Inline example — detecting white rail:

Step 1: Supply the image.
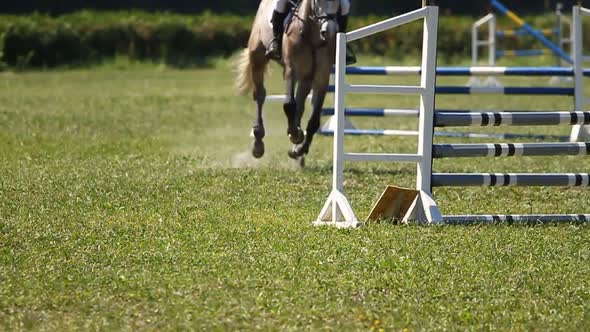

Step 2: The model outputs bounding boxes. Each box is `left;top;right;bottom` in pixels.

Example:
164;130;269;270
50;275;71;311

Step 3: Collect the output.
347;7;429;42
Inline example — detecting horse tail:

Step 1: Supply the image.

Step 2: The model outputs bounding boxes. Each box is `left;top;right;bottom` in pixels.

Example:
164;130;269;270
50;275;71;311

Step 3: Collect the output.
235;48;253;96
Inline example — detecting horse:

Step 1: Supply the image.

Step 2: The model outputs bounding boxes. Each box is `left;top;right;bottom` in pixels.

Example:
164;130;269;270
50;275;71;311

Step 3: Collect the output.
235;0;340;163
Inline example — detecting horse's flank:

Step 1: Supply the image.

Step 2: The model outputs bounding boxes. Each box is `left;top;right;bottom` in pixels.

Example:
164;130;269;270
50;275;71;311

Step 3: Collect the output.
234;0;274;96
283;0;312;80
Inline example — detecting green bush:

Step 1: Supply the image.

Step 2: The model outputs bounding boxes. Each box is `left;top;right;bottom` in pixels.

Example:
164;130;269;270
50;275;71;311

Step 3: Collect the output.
0;11;587;68
0;11;254;67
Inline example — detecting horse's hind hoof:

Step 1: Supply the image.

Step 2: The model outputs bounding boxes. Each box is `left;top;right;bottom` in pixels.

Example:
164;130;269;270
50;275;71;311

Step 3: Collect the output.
252;139;265;159
289;128;304;145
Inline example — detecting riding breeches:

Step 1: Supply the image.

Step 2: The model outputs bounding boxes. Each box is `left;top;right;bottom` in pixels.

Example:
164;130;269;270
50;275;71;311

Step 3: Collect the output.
272;0;350;15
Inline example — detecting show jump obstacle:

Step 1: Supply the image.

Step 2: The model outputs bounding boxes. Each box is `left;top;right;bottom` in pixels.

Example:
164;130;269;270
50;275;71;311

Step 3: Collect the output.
315;5;590;227
315;5;439;228
472;0;573;68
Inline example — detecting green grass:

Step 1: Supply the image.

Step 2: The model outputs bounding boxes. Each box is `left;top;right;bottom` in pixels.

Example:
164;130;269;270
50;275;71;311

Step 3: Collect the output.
1;56;589;330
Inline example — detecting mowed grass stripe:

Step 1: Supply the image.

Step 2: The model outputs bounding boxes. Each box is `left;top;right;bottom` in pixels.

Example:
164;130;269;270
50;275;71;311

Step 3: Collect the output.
0;58;589;330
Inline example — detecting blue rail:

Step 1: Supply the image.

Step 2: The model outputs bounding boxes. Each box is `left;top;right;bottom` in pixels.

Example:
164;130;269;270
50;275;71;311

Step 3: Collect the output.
339;66;590;76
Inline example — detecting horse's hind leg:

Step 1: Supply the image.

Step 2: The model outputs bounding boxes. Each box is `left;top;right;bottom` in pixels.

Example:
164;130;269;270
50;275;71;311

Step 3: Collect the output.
290;84;328;159
251;51;268;158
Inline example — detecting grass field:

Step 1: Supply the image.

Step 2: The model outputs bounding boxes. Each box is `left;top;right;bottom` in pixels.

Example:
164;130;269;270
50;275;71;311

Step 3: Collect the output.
1;56;590;330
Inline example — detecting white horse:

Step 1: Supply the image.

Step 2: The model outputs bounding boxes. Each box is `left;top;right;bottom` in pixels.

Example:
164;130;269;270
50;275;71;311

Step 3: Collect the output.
235;0;339;161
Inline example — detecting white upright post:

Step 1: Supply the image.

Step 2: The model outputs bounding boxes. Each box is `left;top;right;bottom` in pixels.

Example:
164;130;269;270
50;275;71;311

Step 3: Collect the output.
570;6;589;142
484;15;502;86
550;3;576;84
469;16;481;87
570;15;575;62
556;3;563;67
470;14;499;87
471;19;479;66
408;6;443;224
416;7;438;195
314;32;359;228
550;3;572;84
331;32;348;220
489;15;497;67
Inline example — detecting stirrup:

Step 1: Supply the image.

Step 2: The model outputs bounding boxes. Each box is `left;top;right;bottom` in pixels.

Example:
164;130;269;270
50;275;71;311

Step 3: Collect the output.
266;39;282;60
345;46;357;65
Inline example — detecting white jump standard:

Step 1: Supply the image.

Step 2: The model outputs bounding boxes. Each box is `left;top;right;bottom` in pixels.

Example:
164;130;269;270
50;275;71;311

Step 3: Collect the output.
315;6;440;227
316;5;590;226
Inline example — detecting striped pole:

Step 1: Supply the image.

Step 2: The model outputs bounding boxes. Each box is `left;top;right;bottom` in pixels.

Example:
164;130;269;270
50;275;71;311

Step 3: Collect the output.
496;49;553;58
326;85;576;95
434;86;575;96
496;28;558;37
433;142;590;158
340;66;590;76
435;111;590;127
491;0;573;63
443;214;590;224
432;173;590;187
271;82;581;101
319;129;569;141
320;129;419;136
428;131;569;141
321;108;419;117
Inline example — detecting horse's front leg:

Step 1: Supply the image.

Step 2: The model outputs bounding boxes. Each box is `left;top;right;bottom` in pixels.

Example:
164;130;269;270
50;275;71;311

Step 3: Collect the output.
283;67;304;145
288;79;313;159
290;82;328;158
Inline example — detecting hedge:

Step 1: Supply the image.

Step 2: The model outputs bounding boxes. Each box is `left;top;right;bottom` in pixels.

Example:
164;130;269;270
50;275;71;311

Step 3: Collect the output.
0;11;587;68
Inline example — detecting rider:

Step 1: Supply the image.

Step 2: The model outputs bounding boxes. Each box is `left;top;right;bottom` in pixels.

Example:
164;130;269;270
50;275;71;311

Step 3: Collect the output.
265;0;357;65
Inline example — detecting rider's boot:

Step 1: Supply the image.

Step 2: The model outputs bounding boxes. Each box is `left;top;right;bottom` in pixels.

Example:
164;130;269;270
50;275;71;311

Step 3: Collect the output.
339;14;357;65
266;10;288;60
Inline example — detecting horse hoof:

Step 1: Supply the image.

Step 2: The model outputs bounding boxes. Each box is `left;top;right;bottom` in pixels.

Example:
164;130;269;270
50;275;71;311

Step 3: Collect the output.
287;148;298;160
252;125;265;140
252;139;265;159
289;128;304;145
288;145;305;159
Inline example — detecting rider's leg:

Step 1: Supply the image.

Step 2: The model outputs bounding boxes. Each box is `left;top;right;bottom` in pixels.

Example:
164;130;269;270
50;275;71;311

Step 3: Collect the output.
266;0;289;60
338;0;356;65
